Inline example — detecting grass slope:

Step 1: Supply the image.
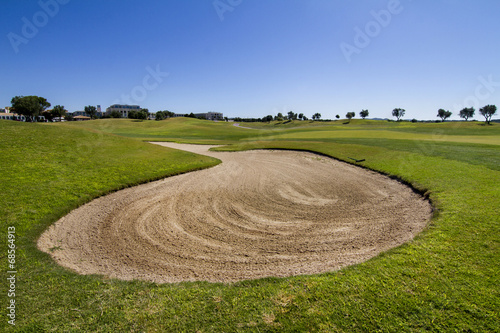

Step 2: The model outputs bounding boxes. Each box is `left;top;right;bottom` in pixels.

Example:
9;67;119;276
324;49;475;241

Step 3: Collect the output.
61;118;261;144
1;118;499;332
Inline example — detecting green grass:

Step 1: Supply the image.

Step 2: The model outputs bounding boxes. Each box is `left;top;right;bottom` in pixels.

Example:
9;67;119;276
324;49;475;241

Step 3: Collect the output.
60;118;500;145
61;118;262;144
1;118;499;332
244;126;500;146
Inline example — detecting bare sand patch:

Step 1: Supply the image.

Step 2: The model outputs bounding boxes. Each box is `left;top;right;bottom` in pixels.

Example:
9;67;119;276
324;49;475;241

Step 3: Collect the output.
38;143;432;283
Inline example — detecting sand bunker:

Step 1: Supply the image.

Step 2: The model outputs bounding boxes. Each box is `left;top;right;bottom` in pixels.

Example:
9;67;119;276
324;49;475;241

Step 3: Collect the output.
38;143;432;283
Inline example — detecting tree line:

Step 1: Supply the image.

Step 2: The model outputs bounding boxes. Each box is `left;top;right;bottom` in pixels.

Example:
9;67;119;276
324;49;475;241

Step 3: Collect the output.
6;95;498;124
392;106;497;124
231;106;495;124
8;95;101;122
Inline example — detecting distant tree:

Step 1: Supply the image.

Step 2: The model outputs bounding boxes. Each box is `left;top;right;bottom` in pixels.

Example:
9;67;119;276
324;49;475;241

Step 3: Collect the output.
437;109;452;122
346;112;355;121
392;108;405;121
275;113;284;121
64;114;74;121
479;104;497;124
459;107;475;121
128;110;138;119
139;108;149;120
360;109;369;119
298;113;304;120
11;95;51;122
303;116;308;121
84;105;97;119
263;115;273;122
109;110;121;118
312;113;321;120
187;113;196;118
128;109;148;120
224;117;228;122
155;111;166;121
156;110;174;120
51;105;67;121
41;109;54;122
287;111;297;120
336;114;340;119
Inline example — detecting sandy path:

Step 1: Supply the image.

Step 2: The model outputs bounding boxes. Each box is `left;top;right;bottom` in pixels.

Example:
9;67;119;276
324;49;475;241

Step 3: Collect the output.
38;143;432;283
233;123;256;129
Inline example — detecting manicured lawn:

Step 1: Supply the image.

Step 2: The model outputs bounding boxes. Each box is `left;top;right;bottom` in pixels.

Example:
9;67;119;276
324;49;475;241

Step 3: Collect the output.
1;118;499;332
61;118;262;144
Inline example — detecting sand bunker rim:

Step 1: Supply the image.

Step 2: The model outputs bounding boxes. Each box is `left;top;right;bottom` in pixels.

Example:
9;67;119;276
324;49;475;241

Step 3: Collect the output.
38;142;433;283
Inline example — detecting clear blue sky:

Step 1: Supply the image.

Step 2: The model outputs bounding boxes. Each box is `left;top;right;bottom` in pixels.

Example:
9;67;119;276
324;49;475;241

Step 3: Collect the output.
1;0;499;120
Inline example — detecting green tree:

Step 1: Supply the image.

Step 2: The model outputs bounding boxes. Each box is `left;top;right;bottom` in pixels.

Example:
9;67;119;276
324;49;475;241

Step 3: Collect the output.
346;112;355;121
41;109;55;122
156;110;175;120
459;107;474;121
128;110;138;119
139;109;149;120
51;105;67;121
312;113;321;120
392;108;405;121
287;111;297;120
336;114;340;119
479;104;497;124
437;109;452;122
263;115;273;122
298;113;304;120
84;105;97;119
155;111;166;121
11;95;51;122
128;109;148;120
360;109;369;119
109;110;121;118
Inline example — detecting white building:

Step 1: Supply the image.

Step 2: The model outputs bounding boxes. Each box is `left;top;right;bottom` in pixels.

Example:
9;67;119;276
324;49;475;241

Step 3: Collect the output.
106;104;141;118
173;112;223;120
